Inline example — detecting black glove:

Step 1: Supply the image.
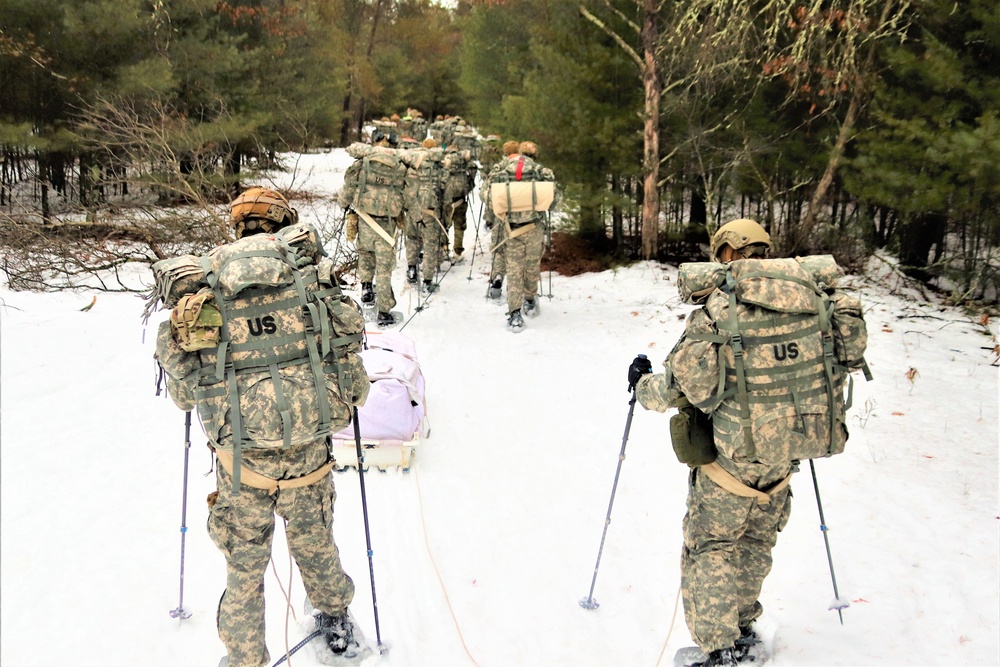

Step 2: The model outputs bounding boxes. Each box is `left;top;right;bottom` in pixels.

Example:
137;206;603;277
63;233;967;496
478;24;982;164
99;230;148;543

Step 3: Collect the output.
627;354;653;392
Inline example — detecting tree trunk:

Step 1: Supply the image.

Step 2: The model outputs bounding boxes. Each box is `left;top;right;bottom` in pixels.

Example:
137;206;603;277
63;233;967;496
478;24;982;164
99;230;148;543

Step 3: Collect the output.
790;92;861;254
640;0;661;260
789;0;899;256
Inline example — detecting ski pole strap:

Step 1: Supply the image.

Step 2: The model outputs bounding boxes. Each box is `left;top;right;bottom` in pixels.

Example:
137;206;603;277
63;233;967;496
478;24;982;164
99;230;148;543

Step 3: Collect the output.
700;461;792;506
214;449;336;496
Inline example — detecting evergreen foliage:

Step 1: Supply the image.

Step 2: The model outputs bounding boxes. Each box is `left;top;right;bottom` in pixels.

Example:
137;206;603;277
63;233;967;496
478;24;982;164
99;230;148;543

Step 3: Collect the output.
0;0;997;301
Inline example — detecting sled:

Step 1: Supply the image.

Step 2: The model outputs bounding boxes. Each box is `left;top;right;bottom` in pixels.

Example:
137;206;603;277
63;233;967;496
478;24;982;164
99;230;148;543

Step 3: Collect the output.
330;330;429;471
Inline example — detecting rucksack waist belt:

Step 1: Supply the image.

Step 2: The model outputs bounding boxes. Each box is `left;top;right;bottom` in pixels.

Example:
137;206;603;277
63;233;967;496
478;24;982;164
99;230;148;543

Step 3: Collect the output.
215;449;335;496
699;461;792;506
509;221;538;230
356;209;396;247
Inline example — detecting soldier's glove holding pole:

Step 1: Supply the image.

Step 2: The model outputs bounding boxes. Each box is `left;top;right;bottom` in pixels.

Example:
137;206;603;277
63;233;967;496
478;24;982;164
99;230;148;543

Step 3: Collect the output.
627;353;653;393
346;211;359;243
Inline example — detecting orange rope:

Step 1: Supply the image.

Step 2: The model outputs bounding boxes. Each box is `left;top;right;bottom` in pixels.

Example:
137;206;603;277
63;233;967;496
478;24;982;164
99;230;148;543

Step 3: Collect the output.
414;467;481;666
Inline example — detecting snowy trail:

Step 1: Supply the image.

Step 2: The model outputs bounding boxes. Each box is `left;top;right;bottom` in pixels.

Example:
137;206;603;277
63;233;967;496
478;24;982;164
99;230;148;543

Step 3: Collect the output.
2;150;997;667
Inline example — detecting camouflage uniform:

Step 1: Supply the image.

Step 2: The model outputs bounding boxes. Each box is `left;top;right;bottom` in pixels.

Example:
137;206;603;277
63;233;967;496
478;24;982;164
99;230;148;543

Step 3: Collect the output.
153;216;370;667
636;253;866;656
403;148;446;280
479;143;515;288
339;154;406;314
442;148;475;256
209;441;355;667
636;315;794;654
428;119;446;145
484;154;558;314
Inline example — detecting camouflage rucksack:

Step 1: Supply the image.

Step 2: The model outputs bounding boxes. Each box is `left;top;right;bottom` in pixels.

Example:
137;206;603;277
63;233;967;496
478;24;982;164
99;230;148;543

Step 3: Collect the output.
442;149;474;202
667;256;870;465
403;148;444;215
452;130;480;159
152;222;371;490
342;144;407;219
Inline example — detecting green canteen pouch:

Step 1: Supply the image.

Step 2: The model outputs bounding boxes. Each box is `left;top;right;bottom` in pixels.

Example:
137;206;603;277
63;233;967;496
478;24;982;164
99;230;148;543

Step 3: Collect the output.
669;405;717;467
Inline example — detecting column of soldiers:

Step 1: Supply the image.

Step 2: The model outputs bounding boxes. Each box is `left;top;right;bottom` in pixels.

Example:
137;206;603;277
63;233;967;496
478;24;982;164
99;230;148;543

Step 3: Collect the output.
341;114;559;334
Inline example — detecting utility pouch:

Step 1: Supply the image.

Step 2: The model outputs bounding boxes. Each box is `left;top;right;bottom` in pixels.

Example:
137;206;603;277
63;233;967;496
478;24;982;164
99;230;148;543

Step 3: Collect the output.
669;403;716;467
171;290;222;352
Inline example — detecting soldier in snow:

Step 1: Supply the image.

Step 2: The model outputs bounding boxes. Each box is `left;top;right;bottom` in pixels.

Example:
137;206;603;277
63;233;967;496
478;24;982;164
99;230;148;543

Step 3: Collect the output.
480;139;521;301
154;188;373;667
629;219;870;667
483;140;559;332
340;131;408;328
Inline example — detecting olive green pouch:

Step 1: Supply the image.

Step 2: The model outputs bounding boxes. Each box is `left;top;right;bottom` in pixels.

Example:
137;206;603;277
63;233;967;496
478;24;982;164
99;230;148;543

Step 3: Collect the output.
669;403;717;467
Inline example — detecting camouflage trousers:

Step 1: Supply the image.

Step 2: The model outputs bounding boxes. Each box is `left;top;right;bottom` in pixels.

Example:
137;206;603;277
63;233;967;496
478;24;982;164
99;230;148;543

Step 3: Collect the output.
680;458;792;654
505;222;543;313
208;440;355;667
489;214;507;283
405;213;445;280
356;216;398;313
447;197;468;254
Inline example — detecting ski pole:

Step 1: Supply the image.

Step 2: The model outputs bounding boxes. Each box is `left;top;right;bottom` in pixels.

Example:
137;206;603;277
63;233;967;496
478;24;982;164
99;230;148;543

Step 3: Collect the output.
169;411;193;620
270;630;321;667
352;407;386;651
467;201;484;281
545;214;553;299
809;459;849;624
580;387;639;610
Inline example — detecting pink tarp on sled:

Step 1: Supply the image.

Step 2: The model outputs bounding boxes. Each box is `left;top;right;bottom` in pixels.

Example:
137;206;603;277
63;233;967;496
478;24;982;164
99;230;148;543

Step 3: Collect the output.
331;330;428;469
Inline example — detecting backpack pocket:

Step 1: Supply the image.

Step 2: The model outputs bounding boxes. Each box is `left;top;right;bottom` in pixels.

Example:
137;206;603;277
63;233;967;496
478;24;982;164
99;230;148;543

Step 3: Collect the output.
325;351;371;408
713;402;848;464
239;364;351;447
830;292;868;369
155;320;199;411
324;294;366;355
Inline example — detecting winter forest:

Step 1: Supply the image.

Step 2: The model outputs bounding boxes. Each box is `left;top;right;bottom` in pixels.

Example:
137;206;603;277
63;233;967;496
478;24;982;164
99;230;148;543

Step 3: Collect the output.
1;0;998;303
1;2;1000;667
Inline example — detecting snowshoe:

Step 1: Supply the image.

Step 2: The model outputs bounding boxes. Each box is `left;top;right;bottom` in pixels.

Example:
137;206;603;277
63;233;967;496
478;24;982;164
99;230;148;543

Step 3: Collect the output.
377;311;403;329
522;297;540;318
735;626;761;662
361;302;376;323
406;265;418;285
674;640;768;667
312;609;375;666
507;309;525;333
421;280;437;296
488;279;502;301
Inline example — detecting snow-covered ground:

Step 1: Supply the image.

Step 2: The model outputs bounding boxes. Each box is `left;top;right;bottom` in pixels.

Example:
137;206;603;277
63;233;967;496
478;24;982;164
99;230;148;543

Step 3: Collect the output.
1;151;998;667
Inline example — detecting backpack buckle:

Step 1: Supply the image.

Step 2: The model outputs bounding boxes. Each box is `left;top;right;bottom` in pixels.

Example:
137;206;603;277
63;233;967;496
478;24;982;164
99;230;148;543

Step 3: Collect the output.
822;333;835;358
730;333;744;357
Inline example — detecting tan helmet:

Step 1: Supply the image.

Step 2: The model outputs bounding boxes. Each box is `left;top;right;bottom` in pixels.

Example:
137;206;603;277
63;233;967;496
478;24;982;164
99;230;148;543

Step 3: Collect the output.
422;137;438;148
230;187;298;238
710;218;771;262
518;141;537;157
502;140;520;156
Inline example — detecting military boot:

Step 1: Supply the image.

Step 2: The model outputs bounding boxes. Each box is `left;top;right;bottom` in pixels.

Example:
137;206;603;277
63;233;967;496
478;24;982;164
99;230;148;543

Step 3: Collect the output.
361;282;374;304
507;309;525;333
